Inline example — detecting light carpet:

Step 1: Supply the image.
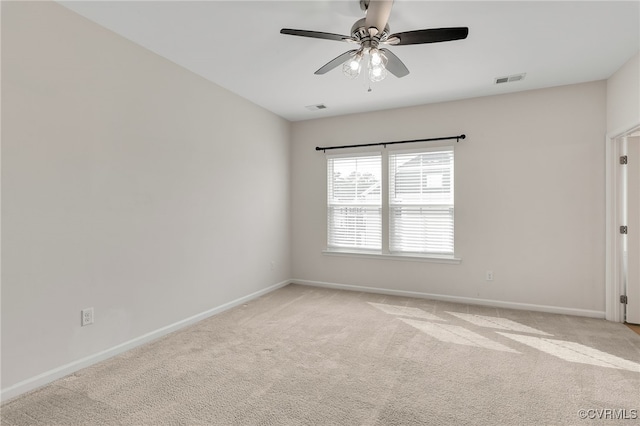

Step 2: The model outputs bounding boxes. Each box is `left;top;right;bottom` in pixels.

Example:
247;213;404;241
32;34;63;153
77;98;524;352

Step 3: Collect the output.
2;284;640;425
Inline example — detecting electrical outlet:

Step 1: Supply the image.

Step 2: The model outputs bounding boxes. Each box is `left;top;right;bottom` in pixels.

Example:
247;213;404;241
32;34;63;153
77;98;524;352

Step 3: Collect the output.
81;308;94;326
486;271;494;281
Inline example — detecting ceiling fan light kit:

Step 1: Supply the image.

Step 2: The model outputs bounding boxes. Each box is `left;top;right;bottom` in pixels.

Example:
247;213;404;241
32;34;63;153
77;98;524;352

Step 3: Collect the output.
280;0;468;86
342;48;389;82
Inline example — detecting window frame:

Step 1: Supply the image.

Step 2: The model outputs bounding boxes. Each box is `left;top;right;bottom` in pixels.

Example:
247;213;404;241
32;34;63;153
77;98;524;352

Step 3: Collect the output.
388;146;455;256
323;145;461;264
326;151;382;252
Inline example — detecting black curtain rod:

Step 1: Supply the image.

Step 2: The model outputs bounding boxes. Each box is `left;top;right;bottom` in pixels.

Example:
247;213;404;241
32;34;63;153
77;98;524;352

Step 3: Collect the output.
315;134;466;152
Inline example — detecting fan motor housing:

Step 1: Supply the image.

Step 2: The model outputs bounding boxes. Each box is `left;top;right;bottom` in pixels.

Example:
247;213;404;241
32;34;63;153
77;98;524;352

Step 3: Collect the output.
350;18;390;48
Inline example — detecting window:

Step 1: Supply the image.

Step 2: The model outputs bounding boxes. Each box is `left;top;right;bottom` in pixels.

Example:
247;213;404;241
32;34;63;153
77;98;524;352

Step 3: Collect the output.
327;154;381;250
326;147;455;258
389;149;454;254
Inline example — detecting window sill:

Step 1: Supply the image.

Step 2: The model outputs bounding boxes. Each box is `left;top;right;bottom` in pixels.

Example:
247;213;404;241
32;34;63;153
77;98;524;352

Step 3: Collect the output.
322;249;462;264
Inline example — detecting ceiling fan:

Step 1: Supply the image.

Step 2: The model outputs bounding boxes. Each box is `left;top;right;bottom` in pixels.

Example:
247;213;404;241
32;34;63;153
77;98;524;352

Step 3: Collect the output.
280;0;468;83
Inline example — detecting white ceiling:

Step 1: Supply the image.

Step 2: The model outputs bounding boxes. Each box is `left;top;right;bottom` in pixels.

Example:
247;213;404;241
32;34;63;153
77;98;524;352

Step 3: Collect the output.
58;1;639;122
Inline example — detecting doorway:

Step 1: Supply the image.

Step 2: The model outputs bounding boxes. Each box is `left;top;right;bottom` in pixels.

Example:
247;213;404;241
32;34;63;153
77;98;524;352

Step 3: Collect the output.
607;125;640;323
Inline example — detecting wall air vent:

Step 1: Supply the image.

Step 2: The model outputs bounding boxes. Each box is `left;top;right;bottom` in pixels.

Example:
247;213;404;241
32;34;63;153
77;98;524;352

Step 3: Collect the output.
305;104;327;111
495;73;526;85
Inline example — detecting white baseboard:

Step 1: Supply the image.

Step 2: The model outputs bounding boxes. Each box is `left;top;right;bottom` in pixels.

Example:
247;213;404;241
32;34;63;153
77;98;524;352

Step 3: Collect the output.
293;279;605;319
1;279;291;403
2;277;605;402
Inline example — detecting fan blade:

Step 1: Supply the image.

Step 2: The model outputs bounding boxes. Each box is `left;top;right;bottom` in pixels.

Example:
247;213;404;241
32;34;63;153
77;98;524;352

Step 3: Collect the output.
380;49;409;78
388;27;469;46
365;0;394;33
280;28;352;42
315;50;358;75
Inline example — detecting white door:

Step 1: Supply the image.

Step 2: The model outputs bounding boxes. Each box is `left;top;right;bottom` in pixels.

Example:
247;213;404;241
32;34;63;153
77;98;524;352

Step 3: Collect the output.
626;136;640;324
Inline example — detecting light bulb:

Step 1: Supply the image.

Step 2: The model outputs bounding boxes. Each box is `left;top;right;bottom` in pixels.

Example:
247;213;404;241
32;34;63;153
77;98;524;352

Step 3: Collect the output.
342;53;363;79
367;49;388;82
370;49;383;66
369;65;387;82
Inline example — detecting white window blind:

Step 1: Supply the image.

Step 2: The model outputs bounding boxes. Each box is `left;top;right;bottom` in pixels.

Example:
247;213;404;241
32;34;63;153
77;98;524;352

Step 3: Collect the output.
327;154;382;250
389;148;454;254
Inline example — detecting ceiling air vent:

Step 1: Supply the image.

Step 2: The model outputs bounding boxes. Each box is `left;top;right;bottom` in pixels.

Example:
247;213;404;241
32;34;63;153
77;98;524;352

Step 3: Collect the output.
494;73;526;85
305;104;327;111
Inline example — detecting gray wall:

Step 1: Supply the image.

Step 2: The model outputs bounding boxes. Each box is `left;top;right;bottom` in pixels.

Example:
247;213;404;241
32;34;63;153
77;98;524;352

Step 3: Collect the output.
1;1;291;391
291;81;607;314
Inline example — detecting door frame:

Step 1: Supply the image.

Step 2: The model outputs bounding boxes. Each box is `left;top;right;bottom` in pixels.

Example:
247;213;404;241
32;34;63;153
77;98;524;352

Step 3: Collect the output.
606;122;640;322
